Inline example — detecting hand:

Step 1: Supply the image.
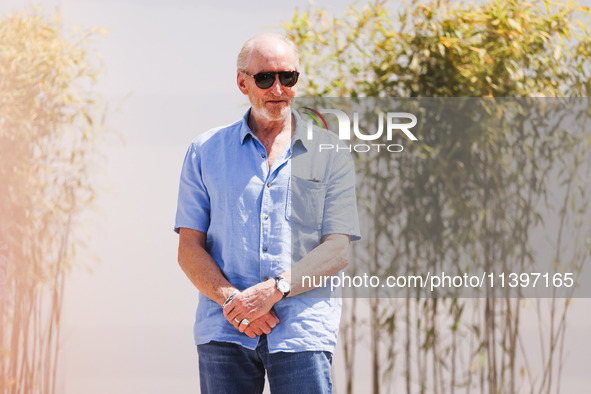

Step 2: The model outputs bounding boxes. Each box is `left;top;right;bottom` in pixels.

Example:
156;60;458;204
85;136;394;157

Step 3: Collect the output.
223;280;282;333
241;311;280;338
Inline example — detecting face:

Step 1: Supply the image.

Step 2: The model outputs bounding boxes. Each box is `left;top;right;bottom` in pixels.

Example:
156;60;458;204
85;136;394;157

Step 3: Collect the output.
237;38;298;123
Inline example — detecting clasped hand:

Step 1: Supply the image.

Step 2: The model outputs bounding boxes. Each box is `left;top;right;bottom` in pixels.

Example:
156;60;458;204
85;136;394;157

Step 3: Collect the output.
223;281;281;338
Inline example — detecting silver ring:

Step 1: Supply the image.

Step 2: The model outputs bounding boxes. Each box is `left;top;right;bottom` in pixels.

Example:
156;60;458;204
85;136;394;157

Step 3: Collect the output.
241;318;250;326
234;318;240;323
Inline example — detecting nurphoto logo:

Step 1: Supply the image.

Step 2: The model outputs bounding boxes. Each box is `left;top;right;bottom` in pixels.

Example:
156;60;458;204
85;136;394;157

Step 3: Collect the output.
303;107;418;153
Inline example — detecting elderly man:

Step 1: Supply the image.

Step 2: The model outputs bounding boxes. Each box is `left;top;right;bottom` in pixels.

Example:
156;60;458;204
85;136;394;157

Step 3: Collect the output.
175;32;360;394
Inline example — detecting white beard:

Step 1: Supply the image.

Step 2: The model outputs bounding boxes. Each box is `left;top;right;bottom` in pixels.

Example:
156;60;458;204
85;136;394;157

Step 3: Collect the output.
254;101;291;123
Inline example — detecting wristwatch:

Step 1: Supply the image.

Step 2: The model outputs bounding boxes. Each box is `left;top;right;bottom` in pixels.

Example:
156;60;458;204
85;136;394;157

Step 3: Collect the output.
274;276;291;299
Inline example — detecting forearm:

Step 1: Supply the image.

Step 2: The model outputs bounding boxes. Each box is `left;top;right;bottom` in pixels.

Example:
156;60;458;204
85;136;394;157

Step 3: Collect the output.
177;228;236;306
222;233;350;332
282;233;350;297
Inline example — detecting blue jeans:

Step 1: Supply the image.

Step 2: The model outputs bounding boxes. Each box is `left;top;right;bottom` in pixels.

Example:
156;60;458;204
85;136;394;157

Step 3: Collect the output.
197;335;333;394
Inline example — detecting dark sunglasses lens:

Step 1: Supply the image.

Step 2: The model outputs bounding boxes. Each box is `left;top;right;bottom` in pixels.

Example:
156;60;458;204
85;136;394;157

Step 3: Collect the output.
254;73;275;89
279;71;299;87
251;71;299;89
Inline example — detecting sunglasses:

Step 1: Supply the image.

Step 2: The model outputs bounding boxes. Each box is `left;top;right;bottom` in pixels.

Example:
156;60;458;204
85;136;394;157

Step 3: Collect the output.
243;70;300;89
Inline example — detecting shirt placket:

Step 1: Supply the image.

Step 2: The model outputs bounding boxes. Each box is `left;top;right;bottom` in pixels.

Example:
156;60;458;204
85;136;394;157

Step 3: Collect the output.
258;144;290;283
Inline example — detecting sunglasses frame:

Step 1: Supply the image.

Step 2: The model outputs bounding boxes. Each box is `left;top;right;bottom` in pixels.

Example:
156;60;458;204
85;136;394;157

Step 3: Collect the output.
242;70;300;89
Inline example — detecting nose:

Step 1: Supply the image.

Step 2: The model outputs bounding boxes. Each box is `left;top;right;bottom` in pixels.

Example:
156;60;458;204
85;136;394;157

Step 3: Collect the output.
269;75;283;96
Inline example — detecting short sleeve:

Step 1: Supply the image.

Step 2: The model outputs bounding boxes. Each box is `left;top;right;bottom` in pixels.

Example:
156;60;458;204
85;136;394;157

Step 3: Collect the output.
174;142;211;234
321;150;361;241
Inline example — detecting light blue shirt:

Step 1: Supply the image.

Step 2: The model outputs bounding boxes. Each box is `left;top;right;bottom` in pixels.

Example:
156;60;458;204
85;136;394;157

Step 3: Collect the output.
175;109;360;353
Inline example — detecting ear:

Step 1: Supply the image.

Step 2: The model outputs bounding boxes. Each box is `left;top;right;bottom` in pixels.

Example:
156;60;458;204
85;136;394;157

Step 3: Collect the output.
237;71;249;95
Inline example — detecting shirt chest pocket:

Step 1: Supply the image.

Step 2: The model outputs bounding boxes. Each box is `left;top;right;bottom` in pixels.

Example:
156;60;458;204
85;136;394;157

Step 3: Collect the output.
286;176;327;230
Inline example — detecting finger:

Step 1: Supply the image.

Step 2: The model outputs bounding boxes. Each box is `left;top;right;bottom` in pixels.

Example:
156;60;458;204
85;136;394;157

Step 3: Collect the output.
244;329;256;338
261;317;275;330
268;316;277;328
263;313;278;328
229;316;240;329
223;305;233;318
248;320;268;335
238;323;247;333
224;302;244;320
269;311;280;324
227;310;242;323
227;308;241;323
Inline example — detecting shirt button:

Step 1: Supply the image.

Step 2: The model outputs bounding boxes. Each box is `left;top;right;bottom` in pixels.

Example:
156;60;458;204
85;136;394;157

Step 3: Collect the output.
263;247;268;252
261;154;266;158
264;215;269;220
266;183;271;188
264;277;268;281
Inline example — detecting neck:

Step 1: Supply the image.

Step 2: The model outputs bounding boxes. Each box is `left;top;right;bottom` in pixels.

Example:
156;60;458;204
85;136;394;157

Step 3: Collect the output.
248;110;294;141
248;109;295;169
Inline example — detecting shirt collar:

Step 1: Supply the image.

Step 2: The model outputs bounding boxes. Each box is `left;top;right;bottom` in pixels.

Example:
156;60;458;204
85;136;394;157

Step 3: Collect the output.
238;108;312;154
239;109;254;144
291;109;315;155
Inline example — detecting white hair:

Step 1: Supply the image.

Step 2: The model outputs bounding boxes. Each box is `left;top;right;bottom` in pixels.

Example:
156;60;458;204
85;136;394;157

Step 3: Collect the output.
236;32;300;71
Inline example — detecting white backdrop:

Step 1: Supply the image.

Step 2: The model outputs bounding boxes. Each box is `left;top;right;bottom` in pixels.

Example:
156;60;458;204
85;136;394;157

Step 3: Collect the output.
1;1;590;393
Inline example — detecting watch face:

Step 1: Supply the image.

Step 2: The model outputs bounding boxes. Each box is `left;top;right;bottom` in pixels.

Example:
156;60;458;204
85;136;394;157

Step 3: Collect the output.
277;279;290;293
